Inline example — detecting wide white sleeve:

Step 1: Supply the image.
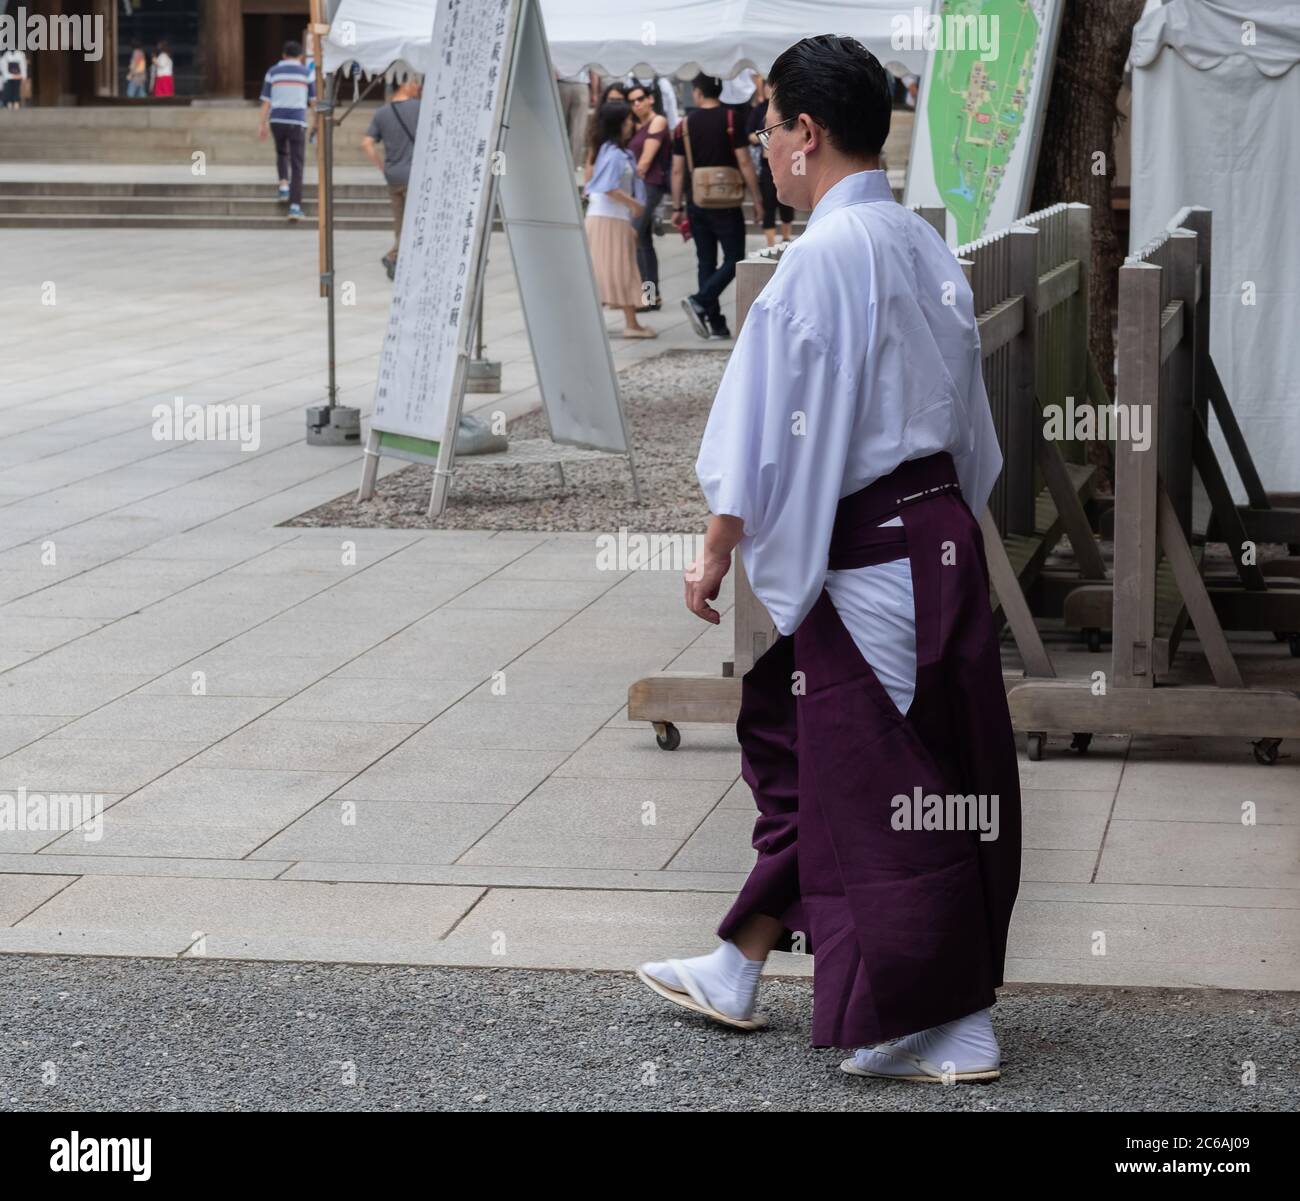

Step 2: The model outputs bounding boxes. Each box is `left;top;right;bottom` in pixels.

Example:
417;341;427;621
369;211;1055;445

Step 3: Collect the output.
695;295;859;636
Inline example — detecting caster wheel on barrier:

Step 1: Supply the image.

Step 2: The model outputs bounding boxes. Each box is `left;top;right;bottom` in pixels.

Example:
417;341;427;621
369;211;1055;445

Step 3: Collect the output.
1288;634;1300;658
654;722;681;752
1026;732;1045;762
1070;733;1093;754
1253;739;1281;766
1085;628;1102;654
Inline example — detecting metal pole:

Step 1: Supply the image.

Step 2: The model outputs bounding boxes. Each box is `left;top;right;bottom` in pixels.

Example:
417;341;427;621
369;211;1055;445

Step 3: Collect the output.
322;71;338;409
474;269;486;361
305;52;359;444
465;245;501;393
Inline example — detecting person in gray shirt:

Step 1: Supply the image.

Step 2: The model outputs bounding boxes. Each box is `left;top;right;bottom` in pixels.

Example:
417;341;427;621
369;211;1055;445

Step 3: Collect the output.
363;77;423;279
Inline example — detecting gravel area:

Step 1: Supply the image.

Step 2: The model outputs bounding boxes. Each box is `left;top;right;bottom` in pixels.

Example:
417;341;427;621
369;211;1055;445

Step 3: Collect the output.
1;954;1295;1112
289;350;728;533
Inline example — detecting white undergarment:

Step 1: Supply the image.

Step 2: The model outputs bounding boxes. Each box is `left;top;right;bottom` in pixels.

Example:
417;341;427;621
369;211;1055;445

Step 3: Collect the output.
822;516;917;717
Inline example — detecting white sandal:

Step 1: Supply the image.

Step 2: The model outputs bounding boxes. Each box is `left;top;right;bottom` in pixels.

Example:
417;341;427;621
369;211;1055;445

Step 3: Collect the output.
840;1043;1000;1083
635;960;768;1031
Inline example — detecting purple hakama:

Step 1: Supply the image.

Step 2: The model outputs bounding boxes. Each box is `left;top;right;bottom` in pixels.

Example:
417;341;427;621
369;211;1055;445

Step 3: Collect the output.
715;452;1022;1049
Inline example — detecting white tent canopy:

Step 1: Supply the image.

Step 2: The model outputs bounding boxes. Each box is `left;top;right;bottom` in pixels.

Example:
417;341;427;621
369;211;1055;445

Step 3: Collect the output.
324;0;928;79
1128;0;1300;495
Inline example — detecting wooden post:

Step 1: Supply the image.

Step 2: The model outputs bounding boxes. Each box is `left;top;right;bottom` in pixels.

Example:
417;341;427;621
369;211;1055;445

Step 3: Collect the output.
202;0;245;99
735;257;777;333
1179;207;1214;434
1111;261;1163;689
1005;226;1039;536
1164;229;1199;536
731;257;781;668
1065;203;1092;432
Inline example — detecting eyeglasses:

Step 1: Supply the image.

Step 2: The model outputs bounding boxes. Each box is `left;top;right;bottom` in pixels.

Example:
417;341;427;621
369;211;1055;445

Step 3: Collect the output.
754;118;795;150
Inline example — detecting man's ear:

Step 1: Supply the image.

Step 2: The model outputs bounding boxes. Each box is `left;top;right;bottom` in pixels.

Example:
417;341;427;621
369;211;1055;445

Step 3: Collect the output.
798;114;818;153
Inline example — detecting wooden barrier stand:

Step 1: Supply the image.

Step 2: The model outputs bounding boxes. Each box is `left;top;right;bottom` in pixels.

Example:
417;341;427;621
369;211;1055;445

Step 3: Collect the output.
1058;208;1300;657
1006;213;1300;764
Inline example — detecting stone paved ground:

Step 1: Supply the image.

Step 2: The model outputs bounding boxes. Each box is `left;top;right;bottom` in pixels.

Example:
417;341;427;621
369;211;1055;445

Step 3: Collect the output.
1;226;1297;1107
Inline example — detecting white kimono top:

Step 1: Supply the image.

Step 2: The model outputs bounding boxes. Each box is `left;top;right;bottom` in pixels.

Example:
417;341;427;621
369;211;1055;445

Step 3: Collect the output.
694;169;1002;714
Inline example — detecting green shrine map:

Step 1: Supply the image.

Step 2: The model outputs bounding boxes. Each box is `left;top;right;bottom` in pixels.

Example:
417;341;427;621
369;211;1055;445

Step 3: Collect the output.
924;0;1047;243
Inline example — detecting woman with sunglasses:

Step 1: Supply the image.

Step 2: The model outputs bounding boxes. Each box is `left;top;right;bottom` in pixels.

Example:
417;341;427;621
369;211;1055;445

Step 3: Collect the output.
625;84;671;311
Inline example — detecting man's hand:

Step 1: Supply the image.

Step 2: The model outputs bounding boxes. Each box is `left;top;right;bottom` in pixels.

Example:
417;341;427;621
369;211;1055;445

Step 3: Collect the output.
685;548;731;624
258;122;269;141
685;514;744;623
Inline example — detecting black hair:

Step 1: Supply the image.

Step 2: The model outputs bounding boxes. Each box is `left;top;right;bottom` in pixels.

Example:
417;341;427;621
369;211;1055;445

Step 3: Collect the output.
766;35;892;158
691;72;722;100
625;79;662;115
283;40;303;59
598;82;627;106
588;99;633;156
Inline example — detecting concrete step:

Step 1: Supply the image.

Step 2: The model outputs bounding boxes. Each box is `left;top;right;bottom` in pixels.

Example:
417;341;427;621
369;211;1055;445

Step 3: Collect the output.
0;194;391;217
0;180;387;198
0;141;373;166
0;213;388;230
7;104;382;130
0;176;394;229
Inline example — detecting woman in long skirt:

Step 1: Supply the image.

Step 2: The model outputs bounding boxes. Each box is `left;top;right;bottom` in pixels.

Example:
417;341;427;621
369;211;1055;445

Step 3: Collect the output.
583;101;657;339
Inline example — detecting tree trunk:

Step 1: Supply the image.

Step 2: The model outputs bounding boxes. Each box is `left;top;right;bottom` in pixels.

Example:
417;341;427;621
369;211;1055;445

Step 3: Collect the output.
1031;0;1146;484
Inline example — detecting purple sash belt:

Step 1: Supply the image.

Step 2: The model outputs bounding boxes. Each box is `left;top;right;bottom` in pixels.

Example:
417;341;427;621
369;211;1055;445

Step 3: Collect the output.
827;452;963;570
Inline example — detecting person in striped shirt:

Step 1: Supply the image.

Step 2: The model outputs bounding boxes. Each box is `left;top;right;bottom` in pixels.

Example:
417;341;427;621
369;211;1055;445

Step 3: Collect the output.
258;41;316;222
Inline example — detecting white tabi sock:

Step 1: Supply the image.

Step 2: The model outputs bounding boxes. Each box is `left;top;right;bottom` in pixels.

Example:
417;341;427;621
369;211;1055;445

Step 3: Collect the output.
640;940;766;1019
850;1007;1000;1076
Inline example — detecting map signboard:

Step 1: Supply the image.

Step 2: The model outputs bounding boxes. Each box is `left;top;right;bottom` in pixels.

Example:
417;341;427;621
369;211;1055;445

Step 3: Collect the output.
903;0;1065;244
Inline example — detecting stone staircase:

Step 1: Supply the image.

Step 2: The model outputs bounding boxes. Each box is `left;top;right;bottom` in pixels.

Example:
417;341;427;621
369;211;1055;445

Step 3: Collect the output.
0;106;915;231
0;180;392;230
0;104;376;167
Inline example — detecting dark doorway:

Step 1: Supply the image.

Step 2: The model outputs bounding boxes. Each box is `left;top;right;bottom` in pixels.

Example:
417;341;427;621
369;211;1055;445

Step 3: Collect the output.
243;12;308;100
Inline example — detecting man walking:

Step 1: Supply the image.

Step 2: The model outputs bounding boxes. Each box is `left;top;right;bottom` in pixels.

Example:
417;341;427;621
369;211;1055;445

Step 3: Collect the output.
362;76;423;280
555;68;596;170
638;36;1022;1084
670;73;763;340
258;40;315;222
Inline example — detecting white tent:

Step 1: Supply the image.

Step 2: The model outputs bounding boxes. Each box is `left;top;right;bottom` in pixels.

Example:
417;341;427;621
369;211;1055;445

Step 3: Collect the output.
1128;0;1300;495
324;0;929;79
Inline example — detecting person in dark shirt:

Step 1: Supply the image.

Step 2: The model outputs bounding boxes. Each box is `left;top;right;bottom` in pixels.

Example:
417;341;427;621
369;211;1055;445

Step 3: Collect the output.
670;73;762;339
363;76;423;279
747;94;795;246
